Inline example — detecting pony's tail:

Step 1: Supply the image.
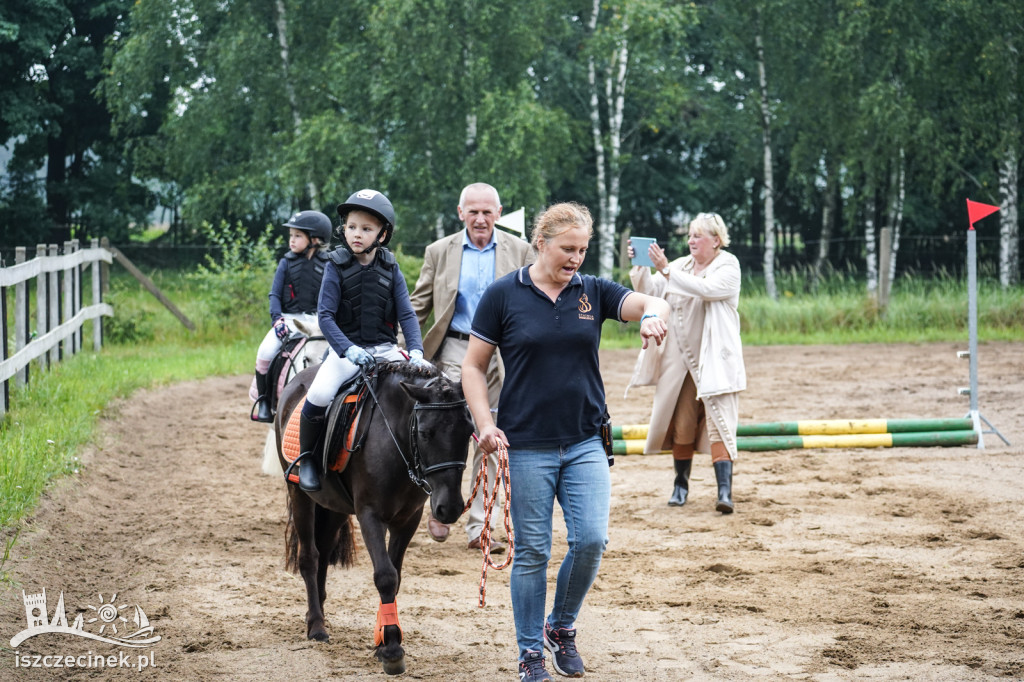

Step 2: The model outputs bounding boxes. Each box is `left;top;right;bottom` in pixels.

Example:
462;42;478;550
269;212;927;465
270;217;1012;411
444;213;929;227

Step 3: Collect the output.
285;489;301;574
327;513;357;568
284;488;357;573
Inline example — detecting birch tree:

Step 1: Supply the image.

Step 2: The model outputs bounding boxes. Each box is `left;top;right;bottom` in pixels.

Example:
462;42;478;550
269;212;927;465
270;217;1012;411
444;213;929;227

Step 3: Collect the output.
754;23;777;300
578;0;695;279
273;0;318;207
585;0;628;279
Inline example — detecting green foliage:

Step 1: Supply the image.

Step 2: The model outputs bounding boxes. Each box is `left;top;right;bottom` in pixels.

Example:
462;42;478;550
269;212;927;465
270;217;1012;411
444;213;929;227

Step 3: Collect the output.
393;246;424;294
103;289;158;344
186;221;278;327
0;0;153;244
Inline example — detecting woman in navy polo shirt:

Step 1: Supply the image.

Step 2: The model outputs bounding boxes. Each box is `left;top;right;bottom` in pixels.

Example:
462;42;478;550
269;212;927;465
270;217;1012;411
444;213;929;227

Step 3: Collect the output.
462;202;670;682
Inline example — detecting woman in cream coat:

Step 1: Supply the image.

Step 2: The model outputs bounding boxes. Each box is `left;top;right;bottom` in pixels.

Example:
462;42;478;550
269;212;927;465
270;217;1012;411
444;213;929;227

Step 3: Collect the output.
627;212;746;513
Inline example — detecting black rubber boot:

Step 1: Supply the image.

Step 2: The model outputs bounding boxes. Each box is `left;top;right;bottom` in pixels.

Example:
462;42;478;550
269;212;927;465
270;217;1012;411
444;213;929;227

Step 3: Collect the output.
668;459;692;507
714;460;734;514
252;371;274;423
297;413;325;492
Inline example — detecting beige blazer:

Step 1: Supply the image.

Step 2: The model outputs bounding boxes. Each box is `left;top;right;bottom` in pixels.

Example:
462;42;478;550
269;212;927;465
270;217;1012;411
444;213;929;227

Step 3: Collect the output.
410;228;534;360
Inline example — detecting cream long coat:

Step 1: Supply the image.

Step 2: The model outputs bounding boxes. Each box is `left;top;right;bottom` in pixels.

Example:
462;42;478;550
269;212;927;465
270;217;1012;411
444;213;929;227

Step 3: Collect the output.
627;250;746;459
409;228;533;360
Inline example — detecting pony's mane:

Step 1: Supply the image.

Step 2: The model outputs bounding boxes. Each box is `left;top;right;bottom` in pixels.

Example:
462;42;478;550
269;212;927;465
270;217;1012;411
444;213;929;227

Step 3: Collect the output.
375;361;462;402
375;360;439;381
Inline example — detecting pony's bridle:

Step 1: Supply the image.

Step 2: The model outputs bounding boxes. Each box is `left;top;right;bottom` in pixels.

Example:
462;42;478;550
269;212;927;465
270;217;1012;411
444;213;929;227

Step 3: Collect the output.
407;398;470;494
362;371;469;495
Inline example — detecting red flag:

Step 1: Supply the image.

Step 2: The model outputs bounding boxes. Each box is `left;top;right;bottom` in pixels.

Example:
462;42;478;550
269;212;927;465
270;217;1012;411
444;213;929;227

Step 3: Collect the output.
966;199;1000;230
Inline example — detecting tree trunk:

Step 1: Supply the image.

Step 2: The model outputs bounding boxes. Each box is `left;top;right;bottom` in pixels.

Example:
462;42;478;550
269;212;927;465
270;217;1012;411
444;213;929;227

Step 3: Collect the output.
886;147;906;292
998;148;1019;288
813;154;837;286
755;28;777;300
864;198;878;296
587;0;628;280
46;135;70;242
275;0;318;208
586;11;608;271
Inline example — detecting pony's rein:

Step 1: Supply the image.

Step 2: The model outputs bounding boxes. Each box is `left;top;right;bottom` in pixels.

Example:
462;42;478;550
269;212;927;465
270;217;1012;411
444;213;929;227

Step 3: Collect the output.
463;438;514;607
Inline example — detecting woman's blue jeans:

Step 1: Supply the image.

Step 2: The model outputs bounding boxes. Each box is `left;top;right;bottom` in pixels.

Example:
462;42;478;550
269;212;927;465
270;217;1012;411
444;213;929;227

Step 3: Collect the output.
508;435;610;658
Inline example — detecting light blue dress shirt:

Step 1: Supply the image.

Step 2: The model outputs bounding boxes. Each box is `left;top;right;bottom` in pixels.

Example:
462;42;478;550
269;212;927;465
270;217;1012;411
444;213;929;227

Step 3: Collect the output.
449;229;497;335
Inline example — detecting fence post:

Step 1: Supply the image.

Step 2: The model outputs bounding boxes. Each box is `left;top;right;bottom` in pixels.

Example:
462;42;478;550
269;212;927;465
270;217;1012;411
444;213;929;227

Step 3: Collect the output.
47;243;59;365
91;238;103;351
1;258;7;417
100;237;110;298
36;244;47;371
63;240;74;358
72;239;82;354
15;246;28;386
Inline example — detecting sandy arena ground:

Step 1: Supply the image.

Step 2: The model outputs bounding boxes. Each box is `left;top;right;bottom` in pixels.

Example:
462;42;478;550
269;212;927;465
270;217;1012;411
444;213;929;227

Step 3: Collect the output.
2;342;1023;680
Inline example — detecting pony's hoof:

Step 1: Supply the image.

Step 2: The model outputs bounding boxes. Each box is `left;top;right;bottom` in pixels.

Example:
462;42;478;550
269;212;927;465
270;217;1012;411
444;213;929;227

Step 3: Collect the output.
308;631;329;642
379;655;406;675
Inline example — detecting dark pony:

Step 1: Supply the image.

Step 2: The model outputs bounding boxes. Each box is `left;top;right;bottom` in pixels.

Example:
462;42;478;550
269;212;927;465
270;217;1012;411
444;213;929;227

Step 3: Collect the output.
277;361;474;675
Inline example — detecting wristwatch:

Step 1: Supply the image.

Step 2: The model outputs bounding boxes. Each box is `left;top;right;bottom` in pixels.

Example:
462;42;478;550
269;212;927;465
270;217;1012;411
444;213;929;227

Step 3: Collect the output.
660;267;670;277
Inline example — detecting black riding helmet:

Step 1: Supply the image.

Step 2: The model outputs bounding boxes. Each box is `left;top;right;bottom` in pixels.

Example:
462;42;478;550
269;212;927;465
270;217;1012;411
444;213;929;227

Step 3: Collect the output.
284;210;333;245
337;189;396;248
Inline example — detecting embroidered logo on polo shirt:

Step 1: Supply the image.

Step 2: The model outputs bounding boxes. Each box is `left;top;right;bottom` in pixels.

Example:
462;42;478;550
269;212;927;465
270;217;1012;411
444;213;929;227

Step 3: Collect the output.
577;294;594;320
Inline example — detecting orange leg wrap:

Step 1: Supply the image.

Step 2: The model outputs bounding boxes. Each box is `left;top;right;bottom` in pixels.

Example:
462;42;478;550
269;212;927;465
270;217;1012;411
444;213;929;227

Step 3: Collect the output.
374;601;402;647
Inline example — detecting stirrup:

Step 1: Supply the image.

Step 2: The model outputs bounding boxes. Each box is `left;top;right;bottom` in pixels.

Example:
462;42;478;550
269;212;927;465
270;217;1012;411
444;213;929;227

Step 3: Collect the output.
284;451;320;491
250;396;274;423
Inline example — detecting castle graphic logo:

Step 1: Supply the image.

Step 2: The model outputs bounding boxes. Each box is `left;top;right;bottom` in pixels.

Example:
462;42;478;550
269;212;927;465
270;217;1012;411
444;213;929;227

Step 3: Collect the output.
11;588;162;649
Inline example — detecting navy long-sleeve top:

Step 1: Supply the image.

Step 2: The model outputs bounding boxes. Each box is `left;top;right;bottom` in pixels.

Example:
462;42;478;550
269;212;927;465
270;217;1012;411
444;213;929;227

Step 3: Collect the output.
317;256;424;357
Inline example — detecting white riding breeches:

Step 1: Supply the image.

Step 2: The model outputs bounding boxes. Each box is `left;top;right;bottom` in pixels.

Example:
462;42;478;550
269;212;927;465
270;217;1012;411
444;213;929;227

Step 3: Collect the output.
256;312;319;363
305;342;407;407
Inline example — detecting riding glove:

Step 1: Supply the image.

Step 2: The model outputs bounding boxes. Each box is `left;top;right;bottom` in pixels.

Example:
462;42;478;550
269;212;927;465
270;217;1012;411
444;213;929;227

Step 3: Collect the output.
344;344;374;368
408;349;431;370
273;317;290;340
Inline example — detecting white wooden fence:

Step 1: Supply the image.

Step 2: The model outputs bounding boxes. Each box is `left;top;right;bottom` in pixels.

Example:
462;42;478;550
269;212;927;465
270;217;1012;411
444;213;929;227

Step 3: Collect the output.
0;239;113;417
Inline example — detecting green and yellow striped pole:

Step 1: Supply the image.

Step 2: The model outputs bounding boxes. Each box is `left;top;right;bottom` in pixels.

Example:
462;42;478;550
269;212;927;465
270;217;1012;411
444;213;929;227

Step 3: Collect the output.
611;418;978;453
737;430;977;451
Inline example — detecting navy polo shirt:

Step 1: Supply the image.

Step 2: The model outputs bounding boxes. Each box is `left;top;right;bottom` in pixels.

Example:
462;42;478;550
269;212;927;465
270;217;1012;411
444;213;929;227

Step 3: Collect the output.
471;266;632;449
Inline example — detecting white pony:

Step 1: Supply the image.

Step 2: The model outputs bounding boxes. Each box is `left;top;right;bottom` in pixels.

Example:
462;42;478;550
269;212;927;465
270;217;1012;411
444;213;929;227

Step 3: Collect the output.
251;318;329;475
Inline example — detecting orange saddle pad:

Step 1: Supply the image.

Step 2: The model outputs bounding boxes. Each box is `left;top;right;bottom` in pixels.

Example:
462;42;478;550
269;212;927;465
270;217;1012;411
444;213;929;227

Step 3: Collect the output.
282;395;360;484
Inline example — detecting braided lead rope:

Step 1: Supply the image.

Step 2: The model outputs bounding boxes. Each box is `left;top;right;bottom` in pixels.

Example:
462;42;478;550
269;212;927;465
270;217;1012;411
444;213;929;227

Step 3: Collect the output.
473;440;513;607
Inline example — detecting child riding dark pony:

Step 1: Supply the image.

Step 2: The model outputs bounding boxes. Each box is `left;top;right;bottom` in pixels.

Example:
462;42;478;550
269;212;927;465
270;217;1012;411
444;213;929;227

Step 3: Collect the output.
295;189;430;492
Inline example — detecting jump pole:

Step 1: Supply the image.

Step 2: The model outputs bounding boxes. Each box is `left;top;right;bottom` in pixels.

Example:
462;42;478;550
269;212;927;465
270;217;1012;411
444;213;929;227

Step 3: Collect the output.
613;418;974;440
960;200;1010;449
611;429;978;454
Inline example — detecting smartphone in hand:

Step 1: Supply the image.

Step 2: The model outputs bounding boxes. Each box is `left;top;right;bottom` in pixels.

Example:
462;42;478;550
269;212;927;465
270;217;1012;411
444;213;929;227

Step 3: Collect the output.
630;237;657;267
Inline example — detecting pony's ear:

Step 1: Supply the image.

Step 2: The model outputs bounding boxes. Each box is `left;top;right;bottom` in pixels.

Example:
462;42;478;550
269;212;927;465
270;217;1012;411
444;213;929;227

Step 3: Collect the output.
399;381;432;404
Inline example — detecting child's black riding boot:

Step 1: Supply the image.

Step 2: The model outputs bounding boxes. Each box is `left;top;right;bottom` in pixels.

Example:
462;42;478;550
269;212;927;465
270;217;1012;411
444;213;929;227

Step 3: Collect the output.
668;458;691;507
253;371;274;423
297;412;324;492
713;459;734;514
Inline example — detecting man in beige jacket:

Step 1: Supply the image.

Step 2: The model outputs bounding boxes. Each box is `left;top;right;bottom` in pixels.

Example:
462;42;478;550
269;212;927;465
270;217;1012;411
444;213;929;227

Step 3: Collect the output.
409;182;533;549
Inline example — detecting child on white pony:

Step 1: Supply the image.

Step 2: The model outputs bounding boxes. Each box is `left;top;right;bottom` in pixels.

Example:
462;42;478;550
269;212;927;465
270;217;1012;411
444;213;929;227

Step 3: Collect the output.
251;211;332;423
